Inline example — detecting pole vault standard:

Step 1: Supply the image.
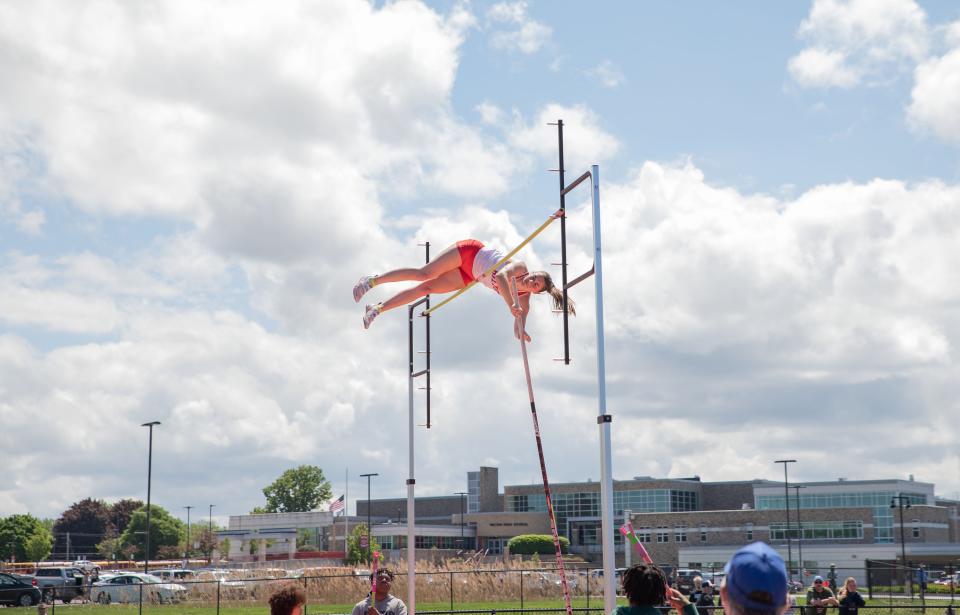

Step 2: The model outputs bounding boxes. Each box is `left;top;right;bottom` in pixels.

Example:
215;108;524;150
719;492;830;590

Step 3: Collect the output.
555;159;616;613
407;243;432;615
510;281;573;615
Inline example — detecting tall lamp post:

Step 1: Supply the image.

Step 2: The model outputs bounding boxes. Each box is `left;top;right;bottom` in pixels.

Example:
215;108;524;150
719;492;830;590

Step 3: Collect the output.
793;485;805;581
184;506;193;561
455;492;467;549
208;504;216;562
360;473;378;564
891;495;913;597
141;421;161;574
775;459;797;581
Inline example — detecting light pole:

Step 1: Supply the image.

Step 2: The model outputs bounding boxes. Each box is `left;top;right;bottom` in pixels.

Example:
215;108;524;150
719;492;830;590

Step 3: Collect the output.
775;459;797;582
455;492;467;549
891;495;913;596
142;421;161;574
184;506;193;561
360;473;378;564
793;485;805;581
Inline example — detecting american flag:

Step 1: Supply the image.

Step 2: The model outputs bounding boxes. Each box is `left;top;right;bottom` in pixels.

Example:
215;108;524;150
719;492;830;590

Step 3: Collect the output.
329;494;345;514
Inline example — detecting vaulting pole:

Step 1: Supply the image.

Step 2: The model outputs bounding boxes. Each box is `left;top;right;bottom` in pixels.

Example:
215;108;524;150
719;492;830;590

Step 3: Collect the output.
510;282;573;615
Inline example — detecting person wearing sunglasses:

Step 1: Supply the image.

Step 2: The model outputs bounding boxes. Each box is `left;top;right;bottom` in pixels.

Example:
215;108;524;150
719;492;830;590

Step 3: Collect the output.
805;576;838;615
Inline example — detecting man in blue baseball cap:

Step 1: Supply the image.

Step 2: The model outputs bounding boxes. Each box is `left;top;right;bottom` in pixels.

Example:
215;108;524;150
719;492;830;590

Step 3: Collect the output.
720;542;789;615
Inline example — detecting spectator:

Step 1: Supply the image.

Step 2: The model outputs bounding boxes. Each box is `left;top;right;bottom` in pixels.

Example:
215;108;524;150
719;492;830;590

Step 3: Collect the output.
352;569;406;615
695;580;716;612
268;583;307;615
691;577;704;604
784;590;798;615
837;577;866;615
806;576;838;615
718;542;789;615
917;566;929;593
611;564;697;615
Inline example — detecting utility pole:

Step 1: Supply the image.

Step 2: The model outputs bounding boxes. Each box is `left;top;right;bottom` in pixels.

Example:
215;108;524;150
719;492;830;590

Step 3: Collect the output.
775;459;797;582
184;506;193;562
142;421;161;573
360;473;378;563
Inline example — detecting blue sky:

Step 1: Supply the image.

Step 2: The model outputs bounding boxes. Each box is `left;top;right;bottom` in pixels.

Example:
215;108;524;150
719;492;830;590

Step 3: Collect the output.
1;0;959;524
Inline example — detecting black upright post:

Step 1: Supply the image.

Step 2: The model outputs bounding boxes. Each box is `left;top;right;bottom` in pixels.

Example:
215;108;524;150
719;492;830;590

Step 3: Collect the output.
425;242;431;428
556;119;570;364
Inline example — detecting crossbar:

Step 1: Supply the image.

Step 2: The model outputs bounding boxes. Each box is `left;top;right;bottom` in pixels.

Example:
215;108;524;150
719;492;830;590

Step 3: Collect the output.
421;210;562;316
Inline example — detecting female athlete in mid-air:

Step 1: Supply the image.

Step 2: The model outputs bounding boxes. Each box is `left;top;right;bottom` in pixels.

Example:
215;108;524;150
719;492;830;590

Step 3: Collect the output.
353;239;575;341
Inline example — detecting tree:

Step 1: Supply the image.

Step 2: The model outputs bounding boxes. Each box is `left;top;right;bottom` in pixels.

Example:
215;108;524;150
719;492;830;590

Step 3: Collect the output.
53;498;112;557
0;514;50;562
119;505;184;560
346;524;381;565
193;527;220;558
110;499;144;535
24;532;52;562
97;535;122;561
261;465;332;513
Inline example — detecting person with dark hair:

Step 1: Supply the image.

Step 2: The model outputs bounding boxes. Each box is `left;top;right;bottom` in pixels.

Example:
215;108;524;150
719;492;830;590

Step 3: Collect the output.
719;542;790;615
268;583;307;615
696;580;716;612
352;568;406;615
353;239;575;339
612;563;697;615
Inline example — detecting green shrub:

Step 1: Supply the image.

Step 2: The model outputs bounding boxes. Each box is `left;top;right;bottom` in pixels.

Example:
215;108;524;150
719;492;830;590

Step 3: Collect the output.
506;534;569;555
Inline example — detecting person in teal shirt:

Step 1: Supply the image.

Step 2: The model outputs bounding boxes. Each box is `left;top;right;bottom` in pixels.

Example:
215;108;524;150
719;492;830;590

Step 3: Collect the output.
610;564;697;615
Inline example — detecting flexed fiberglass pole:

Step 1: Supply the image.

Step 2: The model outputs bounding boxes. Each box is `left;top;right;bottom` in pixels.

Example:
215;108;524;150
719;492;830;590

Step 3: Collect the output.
510;280;573;615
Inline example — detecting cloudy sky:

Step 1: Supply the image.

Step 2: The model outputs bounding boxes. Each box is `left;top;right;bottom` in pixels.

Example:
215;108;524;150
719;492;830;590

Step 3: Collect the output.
2;0;959;525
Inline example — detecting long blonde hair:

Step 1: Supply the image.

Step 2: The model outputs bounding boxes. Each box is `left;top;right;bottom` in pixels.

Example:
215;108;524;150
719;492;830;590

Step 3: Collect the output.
538;271;576;316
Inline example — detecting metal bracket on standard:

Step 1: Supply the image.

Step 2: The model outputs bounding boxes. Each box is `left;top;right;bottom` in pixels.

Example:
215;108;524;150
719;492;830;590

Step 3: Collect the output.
597;415;612;424
406;479;415;485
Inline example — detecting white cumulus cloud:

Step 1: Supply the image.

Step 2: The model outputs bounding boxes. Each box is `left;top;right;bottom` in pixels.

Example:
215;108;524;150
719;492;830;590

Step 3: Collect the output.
787;0;929;88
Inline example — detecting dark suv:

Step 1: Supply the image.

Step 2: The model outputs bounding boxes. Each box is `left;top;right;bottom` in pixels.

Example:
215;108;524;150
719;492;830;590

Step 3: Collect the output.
0;572;42;607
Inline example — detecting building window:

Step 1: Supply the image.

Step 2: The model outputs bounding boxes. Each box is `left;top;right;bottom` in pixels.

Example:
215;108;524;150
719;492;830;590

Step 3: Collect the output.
675;525;687;542
638;527;651;542
770;521;863;540
700;526;707;542
657;526;669;543
912;520;920;539
746;523;753;541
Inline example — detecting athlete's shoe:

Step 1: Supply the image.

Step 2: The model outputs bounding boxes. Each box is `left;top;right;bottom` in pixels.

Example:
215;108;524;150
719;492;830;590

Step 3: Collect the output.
363;303;382;329
353;275;376;303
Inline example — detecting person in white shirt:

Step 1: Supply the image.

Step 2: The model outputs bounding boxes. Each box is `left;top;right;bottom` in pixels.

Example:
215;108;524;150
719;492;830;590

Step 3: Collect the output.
351;569;407;615
354;239;575;340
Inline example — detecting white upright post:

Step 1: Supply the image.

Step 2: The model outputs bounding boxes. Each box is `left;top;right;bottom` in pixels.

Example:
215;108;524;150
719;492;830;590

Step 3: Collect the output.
407;307;417;614
591;164;616;613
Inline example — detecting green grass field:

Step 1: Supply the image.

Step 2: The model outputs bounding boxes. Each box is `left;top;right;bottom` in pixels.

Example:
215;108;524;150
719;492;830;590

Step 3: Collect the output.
5;595;953;615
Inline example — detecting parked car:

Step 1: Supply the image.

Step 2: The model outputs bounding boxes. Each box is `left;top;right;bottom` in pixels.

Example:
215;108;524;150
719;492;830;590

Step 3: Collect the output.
0;572;42;607
91;573;188;605
34;566;86;603
153;568;196;582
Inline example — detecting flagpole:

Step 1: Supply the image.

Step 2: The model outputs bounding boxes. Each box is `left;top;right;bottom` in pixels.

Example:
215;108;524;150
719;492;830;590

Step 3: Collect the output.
345;468;350;555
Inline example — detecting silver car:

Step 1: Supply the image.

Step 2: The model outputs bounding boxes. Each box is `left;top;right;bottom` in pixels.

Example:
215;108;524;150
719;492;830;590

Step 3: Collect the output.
92;573;187;604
